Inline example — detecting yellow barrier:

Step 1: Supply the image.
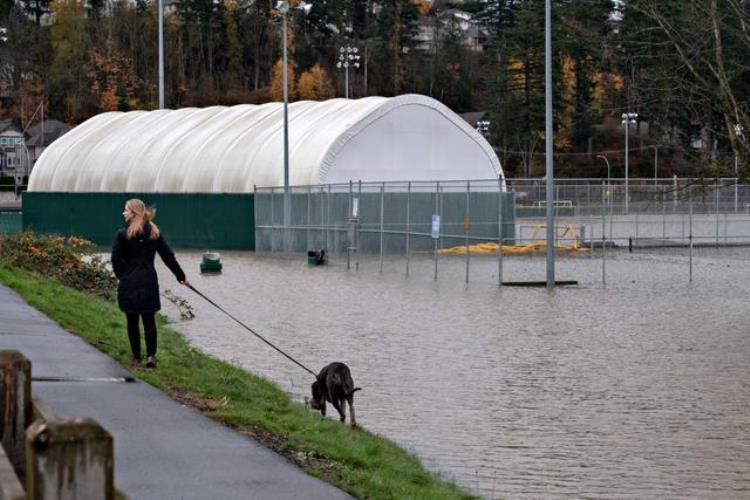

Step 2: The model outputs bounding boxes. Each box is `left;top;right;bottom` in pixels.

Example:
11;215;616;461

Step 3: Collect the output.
439;224;586;255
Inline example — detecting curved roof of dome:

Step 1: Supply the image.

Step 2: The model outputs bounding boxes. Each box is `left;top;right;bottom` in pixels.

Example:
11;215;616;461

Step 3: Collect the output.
29;94;504;193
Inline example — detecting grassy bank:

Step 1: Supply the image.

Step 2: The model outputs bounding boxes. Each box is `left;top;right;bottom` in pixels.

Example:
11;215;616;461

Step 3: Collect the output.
0;265;474;500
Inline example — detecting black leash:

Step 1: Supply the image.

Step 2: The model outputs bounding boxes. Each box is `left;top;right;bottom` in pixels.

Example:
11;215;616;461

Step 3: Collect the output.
185;283;318;378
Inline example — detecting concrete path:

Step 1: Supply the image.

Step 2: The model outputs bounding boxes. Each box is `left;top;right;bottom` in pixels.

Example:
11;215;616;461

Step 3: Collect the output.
0;284;351;500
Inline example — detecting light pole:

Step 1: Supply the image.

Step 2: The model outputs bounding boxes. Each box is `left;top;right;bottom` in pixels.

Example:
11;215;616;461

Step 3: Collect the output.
544;0;554;288
597;154;611;207
158;0;164;108
276;0;311;250
336;45;360;99
597;154;611;184
622;112;637;214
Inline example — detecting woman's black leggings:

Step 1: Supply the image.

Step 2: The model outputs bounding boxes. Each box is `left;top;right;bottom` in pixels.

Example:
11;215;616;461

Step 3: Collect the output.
126;312;157;359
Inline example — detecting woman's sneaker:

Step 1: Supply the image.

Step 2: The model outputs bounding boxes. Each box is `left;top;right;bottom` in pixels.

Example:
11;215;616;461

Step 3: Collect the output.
145;355;157;368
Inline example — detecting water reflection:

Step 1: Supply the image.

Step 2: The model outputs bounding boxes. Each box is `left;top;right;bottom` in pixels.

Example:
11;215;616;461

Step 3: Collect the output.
156;249;750;498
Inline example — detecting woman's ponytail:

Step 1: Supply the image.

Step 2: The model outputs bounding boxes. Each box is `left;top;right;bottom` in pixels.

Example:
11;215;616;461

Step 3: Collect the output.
125;199;160;240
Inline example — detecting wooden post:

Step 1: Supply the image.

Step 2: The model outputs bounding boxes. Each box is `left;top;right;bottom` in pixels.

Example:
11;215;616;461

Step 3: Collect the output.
26;418;114;500
0;351;31;482
0;444;25;500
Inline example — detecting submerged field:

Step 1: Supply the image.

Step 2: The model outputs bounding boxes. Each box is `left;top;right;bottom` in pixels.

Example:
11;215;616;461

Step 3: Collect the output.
160;248;750;498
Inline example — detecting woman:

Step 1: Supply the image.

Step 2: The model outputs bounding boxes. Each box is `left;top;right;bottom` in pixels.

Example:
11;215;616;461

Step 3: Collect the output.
111;199;189;368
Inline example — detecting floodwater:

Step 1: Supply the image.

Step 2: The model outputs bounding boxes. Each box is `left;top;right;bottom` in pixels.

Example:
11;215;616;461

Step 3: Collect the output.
156;248;750;498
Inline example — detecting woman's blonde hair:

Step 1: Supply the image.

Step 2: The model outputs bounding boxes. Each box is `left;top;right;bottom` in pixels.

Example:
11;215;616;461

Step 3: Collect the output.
125;199;160;240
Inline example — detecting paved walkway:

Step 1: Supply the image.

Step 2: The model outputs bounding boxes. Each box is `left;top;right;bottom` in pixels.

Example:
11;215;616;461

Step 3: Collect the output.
0;284;351;500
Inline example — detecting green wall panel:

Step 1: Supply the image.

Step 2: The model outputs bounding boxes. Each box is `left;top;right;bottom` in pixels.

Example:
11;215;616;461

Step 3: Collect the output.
23;193;254;250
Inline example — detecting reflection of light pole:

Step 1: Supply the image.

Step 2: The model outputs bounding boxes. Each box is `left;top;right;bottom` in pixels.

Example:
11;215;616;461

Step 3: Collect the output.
276;0;311;249
337;45;360;99
622;112;637;214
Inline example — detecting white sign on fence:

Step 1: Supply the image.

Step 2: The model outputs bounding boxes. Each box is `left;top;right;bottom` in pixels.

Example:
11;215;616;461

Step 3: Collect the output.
432;215;440;239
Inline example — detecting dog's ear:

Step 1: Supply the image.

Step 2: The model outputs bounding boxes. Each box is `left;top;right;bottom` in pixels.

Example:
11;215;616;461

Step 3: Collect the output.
311;381;321;400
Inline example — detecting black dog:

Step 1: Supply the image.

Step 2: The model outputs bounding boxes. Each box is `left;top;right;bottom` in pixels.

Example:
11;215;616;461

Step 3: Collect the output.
309;362;361;427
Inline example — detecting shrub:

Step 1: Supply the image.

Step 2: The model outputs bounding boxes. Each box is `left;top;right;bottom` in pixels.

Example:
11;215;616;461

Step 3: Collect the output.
0;232;117;300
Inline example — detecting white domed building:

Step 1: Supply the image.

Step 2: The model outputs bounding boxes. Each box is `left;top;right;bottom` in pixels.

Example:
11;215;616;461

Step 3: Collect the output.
25;95;508;249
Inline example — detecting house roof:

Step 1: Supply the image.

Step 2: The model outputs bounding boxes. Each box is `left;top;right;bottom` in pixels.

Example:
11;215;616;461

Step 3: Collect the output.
26;120;73;147
459;111;489;128
0;118;23;135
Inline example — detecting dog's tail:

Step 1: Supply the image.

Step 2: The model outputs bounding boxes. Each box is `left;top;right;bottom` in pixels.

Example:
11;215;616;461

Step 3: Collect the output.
347;387;362;398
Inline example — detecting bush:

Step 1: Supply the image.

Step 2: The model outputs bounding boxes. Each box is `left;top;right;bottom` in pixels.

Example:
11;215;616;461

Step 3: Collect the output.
0;232;117;300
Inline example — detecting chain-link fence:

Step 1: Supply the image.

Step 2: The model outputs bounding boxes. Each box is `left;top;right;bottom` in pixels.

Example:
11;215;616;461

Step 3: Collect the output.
509;179;750;248
254;179;516;259
509;177;747;216
254;177;750;284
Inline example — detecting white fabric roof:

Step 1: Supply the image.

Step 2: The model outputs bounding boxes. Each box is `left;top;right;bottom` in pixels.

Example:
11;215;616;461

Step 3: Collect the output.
29;94;504;193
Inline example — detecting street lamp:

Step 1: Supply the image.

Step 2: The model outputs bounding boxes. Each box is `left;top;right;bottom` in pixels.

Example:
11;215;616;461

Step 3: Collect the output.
622;112;638;214
597;154;611;183
597;154;611;207
276;0;312;250
336;45;360;99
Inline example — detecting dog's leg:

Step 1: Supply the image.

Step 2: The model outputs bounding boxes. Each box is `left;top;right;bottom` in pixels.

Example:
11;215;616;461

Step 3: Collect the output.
320;401;327;417
332;399;346;423
347;396;357;428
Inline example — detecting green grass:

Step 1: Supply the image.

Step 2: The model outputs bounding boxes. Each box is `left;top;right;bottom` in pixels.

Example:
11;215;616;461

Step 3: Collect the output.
0;265;475;500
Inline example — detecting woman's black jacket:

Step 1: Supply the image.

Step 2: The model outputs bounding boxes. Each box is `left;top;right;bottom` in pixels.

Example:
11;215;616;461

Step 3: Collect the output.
110;223;185;314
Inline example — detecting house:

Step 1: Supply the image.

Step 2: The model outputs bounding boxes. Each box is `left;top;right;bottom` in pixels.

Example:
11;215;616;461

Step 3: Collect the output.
0;118;25;175
26;120;73;168
415;2;488;53
459;110;491;139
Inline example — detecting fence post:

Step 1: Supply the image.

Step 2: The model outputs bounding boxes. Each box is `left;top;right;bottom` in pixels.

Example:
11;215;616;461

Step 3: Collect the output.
498;182;503;287
0;351;31;483
465;180;470;284
356;180;362;271
662;188;666;246
601;181;606;287
406;182;411;277
689;187;693;283
379;182;385;273
434;181;439;281
326;184;331;255
26;418;114;500
307;185;311;252
320;186;325;252
715;183;720;248
347;181;352;270
270;187;275;252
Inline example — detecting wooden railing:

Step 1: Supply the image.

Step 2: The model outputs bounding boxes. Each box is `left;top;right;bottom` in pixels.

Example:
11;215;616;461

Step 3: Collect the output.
0;350;122;500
